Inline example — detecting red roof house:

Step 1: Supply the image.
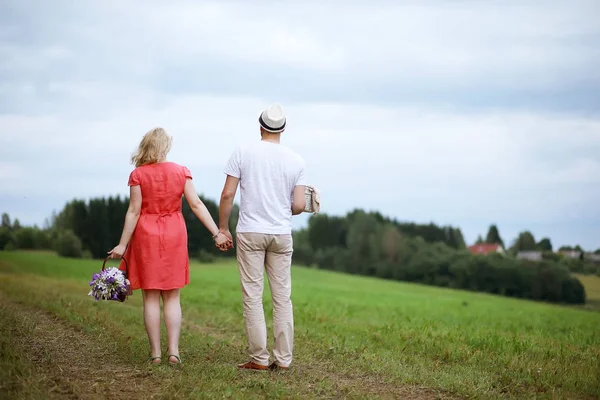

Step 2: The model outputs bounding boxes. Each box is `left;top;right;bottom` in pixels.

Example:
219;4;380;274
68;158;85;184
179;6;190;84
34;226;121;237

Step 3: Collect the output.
468;243;504;255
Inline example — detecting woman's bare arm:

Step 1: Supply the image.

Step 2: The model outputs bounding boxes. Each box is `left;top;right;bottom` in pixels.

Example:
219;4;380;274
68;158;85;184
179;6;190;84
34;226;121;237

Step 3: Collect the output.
108;185;142;257
183;179;230;249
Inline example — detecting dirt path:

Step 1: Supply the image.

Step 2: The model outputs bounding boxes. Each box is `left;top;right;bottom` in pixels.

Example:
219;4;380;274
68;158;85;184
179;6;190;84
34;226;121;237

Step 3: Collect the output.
0;295;164;400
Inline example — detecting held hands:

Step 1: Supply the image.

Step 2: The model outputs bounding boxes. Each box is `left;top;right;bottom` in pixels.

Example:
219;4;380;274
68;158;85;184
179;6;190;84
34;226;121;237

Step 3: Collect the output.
108;244;126;259
213;230;233;251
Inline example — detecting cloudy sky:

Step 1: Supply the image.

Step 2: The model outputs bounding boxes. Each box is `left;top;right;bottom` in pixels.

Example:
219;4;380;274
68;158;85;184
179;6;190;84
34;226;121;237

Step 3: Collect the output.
1;0;599;250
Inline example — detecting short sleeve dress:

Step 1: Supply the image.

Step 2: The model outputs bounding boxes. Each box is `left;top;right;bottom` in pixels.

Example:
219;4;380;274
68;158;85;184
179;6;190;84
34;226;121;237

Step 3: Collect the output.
120;162;192;290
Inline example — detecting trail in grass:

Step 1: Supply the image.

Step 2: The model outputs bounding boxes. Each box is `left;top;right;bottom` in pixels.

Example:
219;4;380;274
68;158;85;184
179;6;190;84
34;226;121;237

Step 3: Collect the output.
0;293;164;399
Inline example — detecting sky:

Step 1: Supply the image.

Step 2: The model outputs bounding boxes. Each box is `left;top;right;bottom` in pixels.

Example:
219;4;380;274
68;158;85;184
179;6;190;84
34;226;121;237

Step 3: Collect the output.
1;0;599;250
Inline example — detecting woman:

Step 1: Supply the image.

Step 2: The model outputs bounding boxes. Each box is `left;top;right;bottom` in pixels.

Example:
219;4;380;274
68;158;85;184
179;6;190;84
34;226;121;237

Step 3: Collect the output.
108;127;230;365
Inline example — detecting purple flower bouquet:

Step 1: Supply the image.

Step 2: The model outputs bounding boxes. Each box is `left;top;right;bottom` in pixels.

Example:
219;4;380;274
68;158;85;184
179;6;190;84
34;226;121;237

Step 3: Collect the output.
88;267;131;302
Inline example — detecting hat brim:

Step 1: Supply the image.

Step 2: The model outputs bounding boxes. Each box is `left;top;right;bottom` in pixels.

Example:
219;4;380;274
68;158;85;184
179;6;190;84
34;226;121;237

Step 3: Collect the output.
259;114;286;133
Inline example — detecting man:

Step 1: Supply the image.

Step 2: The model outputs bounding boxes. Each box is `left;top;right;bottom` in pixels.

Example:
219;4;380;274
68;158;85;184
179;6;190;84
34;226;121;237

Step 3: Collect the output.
219;104;306;371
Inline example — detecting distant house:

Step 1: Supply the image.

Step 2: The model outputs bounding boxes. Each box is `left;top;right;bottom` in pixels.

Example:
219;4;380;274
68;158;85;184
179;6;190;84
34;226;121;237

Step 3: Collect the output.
559;250;583;260
517;251;543;261
468;243;504;255
584;253;600;264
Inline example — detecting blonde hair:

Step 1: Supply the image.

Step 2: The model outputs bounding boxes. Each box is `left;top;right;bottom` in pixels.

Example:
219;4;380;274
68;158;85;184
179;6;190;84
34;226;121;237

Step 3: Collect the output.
131;127;173;167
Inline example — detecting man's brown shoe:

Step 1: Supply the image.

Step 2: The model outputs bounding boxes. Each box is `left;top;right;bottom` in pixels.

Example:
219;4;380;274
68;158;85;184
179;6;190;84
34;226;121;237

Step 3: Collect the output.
268;363;289;371
237;361;269;370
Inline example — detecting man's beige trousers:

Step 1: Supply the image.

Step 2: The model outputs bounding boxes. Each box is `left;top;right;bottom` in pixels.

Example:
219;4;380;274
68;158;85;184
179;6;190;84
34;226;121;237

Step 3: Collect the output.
236;232;294;367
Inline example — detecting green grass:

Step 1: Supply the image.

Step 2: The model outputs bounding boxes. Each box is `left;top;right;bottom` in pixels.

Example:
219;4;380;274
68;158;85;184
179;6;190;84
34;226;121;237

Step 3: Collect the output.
575;273;600;311
0;251;599;399
0;302;50;400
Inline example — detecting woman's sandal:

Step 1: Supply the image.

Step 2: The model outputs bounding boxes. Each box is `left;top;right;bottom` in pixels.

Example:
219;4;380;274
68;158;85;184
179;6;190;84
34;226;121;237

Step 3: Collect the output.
167;354;182;365
149;356;161;365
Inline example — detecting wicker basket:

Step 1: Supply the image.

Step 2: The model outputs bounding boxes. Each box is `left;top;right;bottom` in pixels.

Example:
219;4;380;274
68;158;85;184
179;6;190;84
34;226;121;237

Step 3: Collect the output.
101;256;133;302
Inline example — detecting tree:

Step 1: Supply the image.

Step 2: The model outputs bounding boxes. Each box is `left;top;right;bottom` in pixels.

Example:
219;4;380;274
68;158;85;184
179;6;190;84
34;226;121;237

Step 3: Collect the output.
86;198;109;258
537;237;553;251
308;214;347;251
0;226;16;250
381;225;403;264
1;213;10;229
292;228;313;266
345;211;381;275
12;218;21;231
512;231;537;251
393;220;460;248
560;245;583;252
595;249;600;255
33;229;52;249
452;228;466;249
445;227;466;249
54;199;88;245
107;195;128;248
485;224;504;247
475;235;484;244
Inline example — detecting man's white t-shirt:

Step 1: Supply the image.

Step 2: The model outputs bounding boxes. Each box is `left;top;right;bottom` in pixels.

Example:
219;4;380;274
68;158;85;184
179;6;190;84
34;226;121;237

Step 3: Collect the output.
224;141;306;235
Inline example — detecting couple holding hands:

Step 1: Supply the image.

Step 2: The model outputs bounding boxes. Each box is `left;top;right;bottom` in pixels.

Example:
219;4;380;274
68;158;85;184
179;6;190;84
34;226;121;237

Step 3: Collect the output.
108;104;310;370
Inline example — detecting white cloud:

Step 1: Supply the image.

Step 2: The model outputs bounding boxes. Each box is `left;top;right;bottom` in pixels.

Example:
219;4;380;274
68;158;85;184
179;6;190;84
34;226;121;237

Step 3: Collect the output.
3;1;598;89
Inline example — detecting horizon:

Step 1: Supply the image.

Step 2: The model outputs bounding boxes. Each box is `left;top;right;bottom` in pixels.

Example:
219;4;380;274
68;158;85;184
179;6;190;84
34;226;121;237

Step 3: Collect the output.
2;194;595;252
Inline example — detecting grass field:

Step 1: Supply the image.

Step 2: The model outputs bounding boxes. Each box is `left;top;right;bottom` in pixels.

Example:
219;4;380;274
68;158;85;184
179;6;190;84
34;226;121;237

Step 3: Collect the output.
575;273;600;312
0;251;599;399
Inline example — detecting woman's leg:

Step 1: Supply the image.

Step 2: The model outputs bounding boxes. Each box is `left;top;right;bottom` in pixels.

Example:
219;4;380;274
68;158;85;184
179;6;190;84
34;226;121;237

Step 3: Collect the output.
142;289;162;362
162;289;182;362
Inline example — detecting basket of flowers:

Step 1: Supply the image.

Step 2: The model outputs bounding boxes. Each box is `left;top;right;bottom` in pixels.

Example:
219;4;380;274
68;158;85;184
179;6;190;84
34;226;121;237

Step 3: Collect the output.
88;257;132;302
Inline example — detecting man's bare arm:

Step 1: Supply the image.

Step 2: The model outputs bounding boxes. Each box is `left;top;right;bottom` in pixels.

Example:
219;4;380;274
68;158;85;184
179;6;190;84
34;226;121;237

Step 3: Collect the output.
219;175;240;233
291;185;306;215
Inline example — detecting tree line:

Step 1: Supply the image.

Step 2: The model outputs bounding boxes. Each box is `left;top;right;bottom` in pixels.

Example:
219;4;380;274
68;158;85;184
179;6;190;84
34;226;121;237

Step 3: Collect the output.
474;224;600;275
0;195;238;262
2;197;598;305
292;211;590;304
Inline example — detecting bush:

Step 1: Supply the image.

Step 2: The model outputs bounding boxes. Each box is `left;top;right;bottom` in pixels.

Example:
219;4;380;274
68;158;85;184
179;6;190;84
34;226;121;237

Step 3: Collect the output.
197;249;216;263
53;230;83;258
561;277;586;304
33;229;53;249
560;258;586;273
15;227;36;249
4;242;16;251
0;226;16;250
292;245;314;266
314;247;342;271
